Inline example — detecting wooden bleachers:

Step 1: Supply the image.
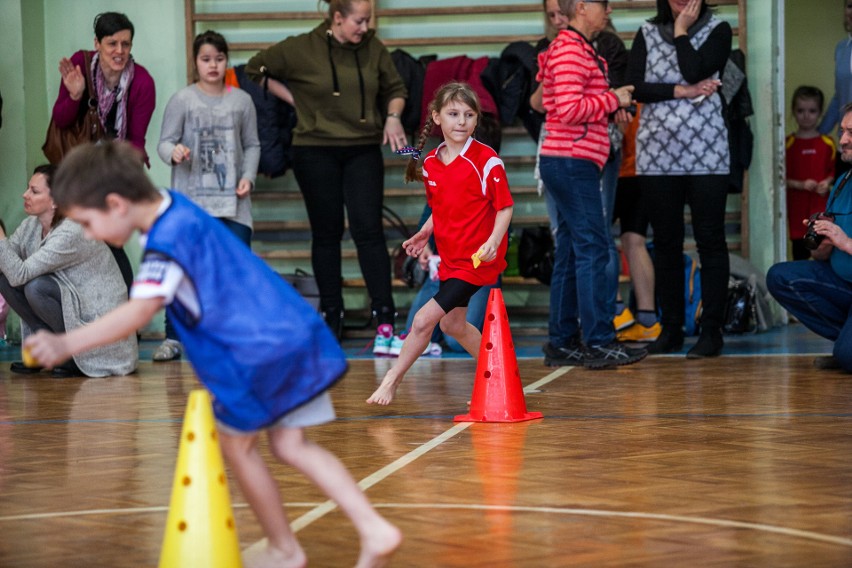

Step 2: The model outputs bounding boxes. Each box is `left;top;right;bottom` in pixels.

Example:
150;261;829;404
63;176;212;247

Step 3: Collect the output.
183;0;749;335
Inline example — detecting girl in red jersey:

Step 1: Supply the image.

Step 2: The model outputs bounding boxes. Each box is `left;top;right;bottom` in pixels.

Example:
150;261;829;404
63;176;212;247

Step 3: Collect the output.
367;82;513;405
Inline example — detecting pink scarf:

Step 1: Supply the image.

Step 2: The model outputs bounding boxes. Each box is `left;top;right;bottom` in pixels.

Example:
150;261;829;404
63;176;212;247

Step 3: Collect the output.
91;52;136;141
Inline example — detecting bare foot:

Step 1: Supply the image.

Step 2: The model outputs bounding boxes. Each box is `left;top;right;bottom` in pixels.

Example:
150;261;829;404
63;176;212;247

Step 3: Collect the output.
355;520;403;568
242;539;307;568
366;376;401;405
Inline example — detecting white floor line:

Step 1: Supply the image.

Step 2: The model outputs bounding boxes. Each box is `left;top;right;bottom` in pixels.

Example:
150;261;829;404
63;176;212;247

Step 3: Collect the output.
371;503;852;548
289;366;570;532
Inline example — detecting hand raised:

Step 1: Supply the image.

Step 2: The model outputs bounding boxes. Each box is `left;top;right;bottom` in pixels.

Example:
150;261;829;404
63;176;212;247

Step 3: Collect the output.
59;58;86;101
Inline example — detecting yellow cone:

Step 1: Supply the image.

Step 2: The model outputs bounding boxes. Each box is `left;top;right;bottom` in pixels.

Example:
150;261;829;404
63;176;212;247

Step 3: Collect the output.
159;390;242;568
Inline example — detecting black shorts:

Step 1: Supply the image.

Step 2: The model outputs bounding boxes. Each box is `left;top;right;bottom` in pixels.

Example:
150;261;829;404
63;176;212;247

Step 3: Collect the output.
433;278;482;313
613;176;650;237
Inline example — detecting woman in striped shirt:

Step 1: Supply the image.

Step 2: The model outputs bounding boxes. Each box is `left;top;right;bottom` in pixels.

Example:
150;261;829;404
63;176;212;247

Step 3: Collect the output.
536;0;645;369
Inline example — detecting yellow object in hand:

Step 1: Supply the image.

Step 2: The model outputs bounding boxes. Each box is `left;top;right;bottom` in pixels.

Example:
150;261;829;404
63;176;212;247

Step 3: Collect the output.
471;249;483;269
22;346;39;368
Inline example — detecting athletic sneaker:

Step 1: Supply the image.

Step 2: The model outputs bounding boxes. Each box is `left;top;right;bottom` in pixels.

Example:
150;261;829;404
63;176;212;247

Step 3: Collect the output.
613;307;635;331
389;333;443;357
616;321;662;343
583;342;647;370
152;339;182;362
542;339;584;367
372;324;394;356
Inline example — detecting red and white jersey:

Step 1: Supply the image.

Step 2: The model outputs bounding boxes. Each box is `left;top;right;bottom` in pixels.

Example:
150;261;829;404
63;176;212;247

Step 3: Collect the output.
422;137;513;286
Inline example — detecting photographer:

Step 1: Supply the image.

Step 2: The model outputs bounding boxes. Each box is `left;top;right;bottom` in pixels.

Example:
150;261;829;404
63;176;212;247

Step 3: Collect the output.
767;102;852;372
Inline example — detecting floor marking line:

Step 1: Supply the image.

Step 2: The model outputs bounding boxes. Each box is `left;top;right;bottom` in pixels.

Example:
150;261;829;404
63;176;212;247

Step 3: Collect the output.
5;499;850;548
371;503;852;547
289;366;570;532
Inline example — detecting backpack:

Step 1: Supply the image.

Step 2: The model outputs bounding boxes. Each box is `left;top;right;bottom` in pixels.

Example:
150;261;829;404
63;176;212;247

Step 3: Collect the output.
232;64;297;178
518;226;554;285
723;275;758;334
684;254;703;336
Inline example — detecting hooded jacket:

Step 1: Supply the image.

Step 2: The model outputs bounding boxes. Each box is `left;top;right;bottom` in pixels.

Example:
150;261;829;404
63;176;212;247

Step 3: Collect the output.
245;22;407;146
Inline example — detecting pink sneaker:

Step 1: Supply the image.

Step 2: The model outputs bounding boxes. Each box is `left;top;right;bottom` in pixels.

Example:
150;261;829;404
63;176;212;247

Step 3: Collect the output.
373;324;394;356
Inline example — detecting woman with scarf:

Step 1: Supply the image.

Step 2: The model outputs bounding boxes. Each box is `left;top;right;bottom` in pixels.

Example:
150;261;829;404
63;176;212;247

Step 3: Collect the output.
49;11;156;291
245;0;407;352
626;0;732;358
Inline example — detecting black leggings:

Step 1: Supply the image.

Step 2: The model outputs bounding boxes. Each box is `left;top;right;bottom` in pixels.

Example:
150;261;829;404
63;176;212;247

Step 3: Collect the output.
293;144;394;322
639;174;730;330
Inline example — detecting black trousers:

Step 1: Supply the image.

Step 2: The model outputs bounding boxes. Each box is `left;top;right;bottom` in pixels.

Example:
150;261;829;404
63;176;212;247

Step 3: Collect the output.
293;144;394;323
639;174;730;330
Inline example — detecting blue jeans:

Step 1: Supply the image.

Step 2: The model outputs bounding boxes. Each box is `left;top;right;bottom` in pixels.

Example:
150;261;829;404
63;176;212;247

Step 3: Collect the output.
601;149;622;313
540;156;614;347
404;276;497;352
766;260;852;371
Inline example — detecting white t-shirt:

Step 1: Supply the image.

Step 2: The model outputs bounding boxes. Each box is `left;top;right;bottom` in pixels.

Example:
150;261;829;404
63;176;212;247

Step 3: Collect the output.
129;191;201;319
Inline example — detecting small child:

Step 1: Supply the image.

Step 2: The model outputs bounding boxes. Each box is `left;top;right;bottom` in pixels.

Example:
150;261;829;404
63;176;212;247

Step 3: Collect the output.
786;86;836;260
367;82;513;405
25;142;401;568
154;30;261;362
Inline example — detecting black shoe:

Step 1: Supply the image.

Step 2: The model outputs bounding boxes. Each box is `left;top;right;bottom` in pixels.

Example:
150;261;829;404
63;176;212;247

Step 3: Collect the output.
583;342;647;369
813;355;843;370
51;365;84;378
686;328;723;359
646;326;685;354
322;308;344;341
542;339;584;367
10;361;42;374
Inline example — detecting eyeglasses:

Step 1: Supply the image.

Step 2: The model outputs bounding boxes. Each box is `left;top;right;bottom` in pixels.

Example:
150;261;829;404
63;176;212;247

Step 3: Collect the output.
584;0;610;8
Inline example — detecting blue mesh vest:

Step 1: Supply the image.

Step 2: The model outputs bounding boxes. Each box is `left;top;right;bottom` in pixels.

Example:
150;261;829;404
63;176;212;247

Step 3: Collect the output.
145;192;347;430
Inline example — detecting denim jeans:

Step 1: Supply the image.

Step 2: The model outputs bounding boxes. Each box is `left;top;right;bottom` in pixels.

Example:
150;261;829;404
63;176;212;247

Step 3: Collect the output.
766;260;852;370
540;156;614;347
601;149;622;313
404;275;497;352
0;274;64;333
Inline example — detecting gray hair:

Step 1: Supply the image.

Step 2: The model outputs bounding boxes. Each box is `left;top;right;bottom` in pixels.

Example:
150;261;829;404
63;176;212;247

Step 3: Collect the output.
558;0;580;19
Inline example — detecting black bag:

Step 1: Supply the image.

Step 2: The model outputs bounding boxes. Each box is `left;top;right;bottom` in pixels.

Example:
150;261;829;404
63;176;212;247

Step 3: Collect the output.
281;268;320;311
383;206;426;288
518;226;554;285
723;277;757;334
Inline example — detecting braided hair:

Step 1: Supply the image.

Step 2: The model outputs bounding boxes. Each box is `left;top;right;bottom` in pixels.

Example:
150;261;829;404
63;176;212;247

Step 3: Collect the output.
404;82;482;183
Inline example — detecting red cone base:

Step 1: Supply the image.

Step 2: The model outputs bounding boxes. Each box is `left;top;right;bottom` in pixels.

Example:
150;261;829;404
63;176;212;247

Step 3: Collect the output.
454;289;543;423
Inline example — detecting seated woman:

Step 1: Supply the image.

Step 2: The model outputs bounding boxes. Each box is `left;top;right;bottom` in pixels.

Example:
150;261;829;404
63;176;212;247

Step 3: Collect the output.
0;164;138;378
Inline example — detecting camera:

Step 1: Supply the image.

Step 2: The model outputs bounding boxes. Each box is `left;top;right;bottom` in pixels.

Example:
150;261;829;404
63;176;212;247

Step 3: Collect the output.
803;212;835;250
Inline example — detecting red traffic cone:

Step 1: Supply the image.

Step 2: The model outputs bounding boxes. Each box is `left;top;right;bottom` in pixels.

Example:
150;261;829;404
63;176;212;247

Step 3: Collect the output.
454;289;543;422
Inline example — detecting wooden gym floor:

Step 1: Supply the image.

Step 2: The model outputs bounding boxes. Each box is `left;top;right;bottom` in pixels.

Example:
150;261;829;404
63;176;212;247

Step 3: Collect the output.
1;325;851;567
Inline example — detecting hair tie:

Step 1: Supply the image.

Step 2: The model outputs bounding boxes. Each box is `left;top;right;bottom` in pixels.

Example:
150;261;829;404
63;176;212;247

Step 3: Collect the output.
395;146;421;161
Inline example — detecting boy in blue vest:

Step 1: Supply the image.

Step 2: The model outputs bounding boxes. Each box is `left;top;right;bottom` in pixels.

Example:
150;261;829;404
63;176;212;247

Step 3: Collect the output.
25;141;401;568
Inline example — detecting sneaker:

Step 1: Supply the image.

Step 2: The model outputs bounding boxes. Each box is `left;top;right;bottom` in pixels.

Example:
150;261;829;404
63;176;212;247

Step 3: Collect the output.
583;342;647;369
422;341;443;357
372;324;394;356
152;339;182;362
616;321;662;343
542;340;584;367
389;334;405;356
613;308;635;331
388;333;443;357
